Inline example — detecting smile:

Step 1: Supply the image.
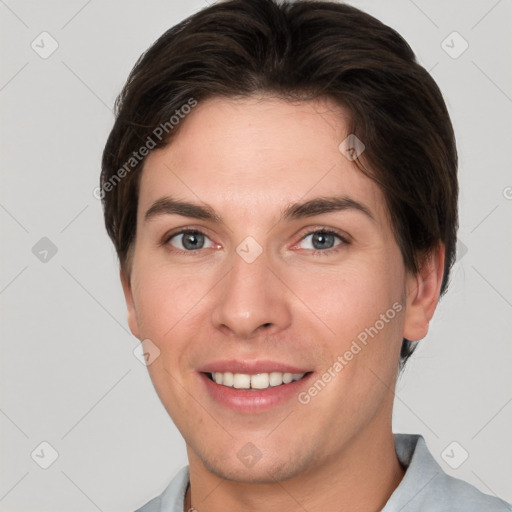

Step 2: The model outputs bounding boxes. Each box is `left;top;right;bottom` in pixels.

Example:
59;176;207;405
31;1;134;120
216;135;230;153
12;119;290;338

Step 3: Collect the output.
207;371;307;389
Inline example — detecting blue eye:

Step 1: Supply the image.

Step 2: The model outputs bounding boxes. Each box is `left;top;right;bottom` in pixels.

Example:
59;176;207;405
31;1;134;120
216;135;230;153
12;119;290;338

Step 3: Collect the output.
167;230;214;251
298;229;346;253
163;228;348;256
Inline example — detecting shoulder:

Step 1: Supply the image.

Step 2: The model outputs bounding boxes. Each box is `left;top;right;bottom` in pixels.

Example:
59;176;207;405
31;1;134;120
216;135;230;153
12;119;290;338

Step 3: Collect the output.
133;466;190;512
427;470;512;511
385;433;511;512
133;495;161;512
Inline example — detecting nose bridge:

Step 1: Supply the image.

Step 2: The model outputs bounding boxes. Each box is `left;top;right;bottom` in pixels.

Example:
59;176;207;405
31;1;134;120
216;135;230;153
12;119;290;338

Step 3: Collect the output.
211;238;291;338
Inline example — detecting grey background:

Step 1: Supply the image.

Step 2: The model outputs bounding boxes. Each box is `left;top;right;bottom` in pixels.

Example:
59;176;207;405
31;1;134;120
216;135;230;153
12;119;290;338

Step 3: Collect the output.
1;0;511;510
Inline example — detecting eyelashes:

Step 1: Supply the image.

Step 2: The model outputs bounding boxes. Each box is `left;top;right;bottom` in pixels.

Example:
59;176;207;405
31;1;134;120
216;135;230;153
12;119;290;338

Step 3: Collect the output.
164;229;216;252
297;229;347;255
162;227;350;256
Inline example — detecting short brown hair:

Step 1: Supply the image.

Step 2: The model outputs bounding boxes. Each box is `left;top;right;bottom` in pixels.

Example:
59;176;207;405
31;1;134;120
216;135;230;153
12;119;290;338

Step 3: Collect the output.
101;0;458;369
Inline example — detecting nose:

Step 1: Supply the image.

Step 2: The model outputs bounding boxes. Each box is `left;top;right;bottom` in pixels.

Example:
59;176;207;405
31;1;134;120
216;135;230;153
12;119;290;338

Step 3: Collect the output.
210;246;292;340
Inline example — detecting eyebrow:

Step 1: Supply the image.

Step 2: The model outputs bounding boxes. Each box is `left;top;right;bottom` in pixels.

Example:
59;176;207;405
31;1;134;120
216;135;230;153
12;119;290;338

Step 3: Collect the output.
144;195;375;224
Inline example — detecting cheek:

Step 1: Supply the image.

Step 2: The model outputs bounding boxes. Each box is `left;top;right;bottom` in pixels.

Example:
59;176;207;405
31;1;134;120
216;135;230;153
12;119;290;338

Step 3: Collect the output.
131;262;208;341
288;253;406;364
297;263;400;327
132;265;207;398
299;262;405;413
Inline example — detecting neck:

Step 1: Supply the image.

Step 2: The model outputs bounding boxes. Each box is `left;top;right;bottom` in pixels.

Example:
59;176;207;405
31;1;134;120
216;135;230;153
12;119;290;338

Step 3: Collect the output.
184;425;405;512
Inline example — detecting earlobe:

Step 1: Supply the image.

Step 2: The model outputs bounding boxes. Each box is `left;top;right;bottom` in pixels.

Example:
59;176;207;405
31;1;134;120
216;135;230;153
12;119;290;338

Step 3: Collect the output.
403;244;446;341
120;269;141;340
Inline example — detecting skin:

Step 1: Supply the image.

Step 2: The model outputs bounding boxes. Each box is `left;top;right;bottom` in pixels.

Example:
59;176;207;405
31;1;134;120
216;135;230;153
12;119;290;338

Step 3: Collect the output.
121;95;445;512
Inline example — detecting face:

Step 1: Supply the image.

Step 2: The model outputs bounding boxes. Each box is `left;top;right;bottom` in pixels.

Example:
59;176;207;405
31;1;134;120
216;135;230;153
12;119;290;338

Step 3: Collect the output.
122;95;431;483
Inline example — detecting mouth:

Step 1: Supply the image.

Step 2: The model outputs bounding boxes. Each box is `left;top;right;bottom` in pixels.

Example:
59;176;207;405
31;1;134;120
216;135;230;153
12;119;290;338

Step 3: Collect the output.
204;371;312;390
199;362;315;412
198;360;314;412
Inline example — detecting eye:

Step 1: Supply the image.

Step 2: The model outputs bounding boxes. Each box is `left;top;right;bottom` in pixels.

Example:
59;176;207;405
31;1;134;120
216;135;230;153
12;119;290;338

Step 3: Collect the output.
297;229;347;253
166;229;216;252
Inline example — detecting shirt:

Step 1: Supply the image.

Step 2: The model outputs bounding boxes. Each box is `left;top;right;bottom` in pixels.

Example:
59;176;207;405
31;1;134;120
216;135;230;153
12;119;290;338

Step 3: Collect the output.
134;433;512;511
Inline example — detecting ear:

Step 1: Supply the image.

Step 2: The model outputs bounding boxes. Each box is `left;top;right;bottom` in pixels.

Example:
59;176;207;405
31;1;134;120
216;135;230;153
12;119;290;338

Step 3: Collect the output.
120;268;141;340
403;243;445;341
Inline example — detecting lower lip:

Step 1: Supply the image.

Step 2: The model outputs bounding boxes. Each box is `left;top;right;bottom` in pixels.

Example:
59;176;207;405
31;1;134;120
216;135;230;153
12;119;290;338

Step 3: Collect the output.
200;372;314;413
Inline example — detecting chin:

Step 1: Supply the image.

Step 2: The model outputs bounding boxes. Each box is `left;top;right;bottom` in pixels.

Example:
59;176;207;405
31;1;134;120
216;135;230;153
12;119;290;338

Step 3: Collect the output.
197;446;311;484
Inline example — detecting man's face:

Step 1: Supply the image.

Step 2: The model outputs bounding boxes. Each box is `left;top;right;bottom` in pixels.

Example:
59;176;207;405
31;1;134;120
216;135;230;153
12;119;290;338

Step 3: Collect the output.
123;96;416;482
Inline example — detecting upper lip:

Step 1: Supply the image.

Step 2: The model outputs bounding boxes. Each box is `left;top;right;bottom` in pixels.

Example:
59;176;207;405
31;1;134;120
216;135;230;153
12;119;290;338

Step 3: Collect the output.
199;359;311;374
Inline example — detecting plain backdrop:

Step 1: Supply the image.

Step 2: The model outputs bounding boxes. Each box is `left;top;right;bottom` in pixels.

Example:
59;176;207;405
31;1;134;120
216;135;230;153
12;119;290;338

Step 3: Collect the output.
1;0;511;510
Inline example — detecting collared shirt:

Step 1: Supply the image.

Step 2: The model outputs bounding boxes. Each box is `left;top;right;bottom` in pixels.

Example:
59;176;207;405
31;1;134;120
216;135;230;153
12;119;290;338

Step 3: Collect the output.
134;433;511;512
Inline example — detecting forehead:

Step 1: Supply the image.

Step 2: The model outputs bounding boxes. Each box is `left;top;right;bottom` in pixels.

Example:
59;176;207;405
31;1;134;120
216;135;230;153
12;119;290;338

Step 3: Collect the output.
138;95;388;227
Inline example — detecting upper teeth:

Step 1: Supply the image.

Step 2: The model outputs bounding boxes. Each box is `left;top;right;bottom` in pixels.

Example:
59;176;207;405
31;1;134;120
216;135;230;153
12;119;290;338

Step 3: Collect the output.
211;371;305;389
